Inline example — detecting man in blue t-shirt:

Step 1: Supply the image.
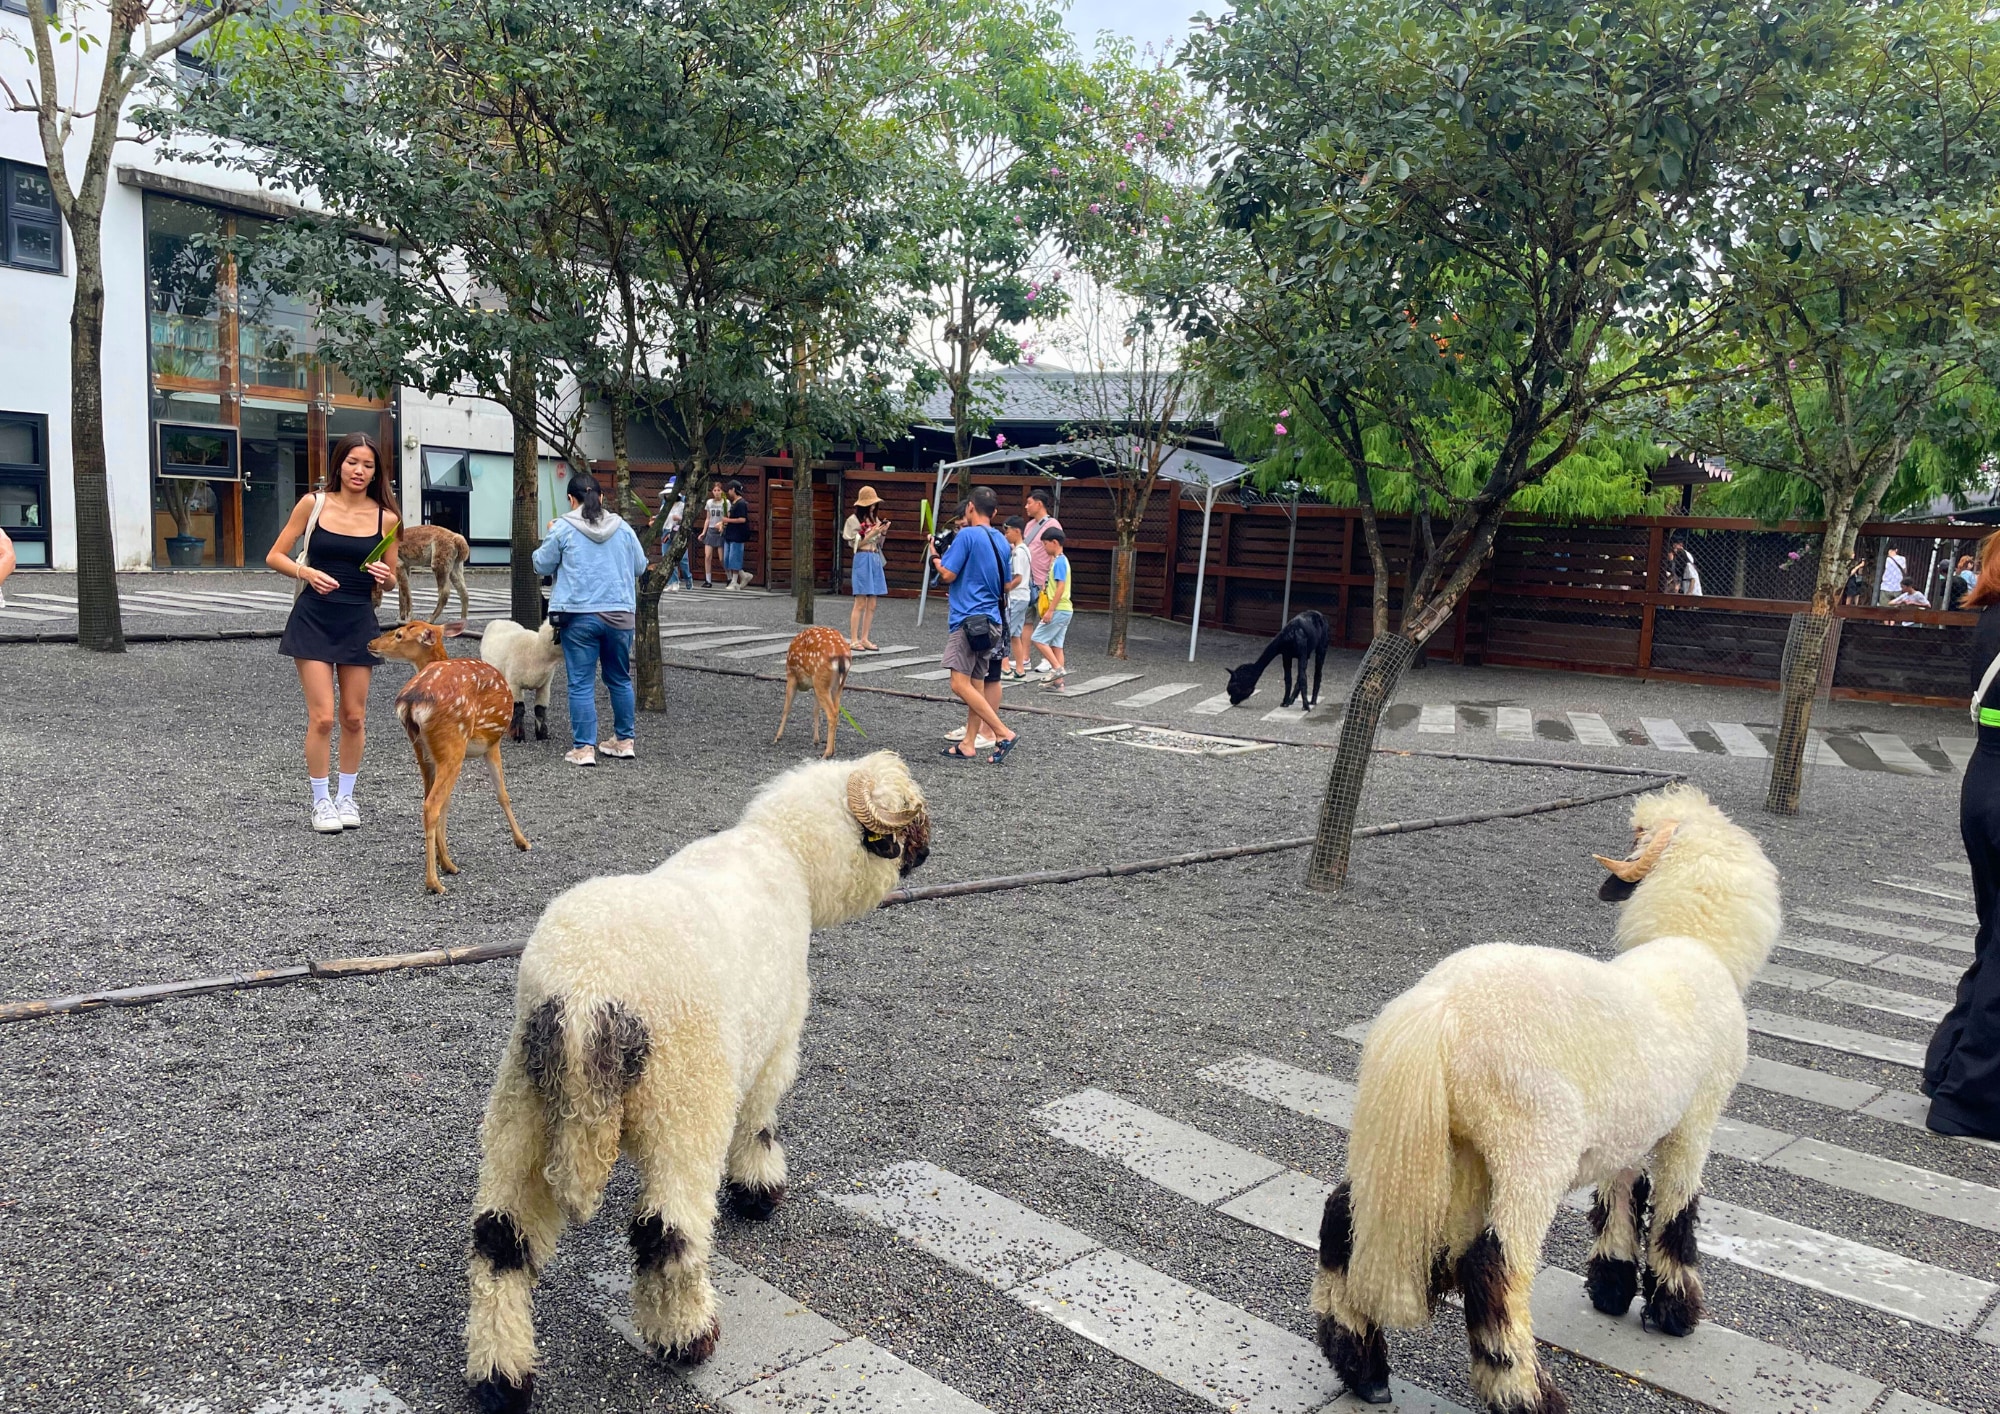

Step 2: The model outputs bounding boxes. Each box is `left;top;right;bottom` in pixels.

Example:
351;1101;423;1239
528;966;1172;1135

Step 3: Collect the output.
929;484;1020;762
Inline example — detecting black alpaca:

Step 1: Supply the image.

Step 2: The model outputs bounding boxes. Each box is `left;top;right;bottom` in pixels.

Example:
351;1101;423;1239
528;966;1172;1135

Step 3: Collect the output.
1226;610;1330;709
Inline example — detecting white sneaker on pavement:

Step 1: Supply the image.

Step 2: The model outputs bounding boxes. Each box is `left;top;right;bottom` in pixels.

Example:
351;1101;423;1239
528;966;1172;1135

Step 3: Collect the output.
566;745;597;766
311;798;344;833
600;738;636;759
334;795;362;830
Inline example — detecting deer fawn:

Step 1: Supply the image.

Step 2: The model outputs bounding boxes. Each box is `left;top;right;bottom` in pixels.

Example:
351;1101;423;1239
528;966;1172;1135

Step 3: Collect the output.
774;626;852;759
395;525;472;624
368;621;530;894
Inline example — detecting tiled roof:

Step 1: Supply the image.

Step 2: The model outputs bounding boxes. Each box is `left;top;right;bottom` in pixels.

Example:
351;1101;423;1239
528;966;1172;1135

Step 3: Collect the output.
916;366;1208;426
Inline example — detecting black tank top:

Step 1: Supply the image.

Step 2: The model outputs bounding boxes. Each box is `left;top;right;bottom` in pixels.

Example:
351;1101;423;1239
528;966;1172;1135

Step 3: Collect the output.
309;502;384;605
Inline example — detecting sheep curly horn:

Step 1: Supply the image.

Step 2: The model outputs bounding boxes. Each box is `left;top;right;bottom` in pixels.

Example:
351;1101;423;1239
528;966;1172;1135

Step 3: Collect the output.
848;769;919;834
1593;821;1677;882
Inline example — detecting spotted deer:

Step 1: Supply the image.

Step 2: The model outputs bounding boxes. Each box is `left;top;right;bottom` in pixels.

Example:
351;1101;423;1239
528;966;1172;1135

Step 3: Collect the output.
395;525;473;624
369;621;531;894
773;626;852;759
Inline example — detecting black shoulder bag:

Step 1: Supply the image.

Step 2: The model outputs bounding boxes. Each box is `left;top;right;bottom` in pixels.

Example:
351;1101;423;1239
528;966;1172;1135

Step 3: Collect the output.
958;527;1011;656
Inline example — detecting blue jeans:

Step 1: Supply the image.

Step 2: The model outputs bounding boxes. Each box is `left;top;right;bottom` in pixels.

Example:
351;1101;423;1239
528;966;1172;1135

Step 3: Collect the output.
559;614;635;747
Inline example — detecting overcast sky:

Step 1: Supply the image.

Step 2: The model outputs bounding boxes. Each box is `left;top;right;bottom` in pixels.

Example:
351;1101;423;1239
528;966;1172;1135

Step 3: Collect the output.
1061;0;1202;61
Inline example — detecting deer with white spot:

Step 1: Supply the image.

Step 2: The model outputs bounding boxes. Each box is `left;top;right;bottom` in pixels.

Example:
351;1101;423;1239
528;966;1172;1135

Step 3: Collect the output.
773;627;851;759
370;620;531;894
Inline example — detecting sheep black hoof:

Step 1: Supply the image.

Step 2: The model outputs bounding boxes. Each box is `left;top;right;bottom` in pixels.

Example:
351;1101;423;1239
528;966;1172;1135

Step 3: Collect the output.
466;1370;534;1413
1584;1255;1638;1316
508;704;525;743
651;1317;721;1366
723;1180;786;1221
1641;1283;1702;1337
1316;1315;1389;1401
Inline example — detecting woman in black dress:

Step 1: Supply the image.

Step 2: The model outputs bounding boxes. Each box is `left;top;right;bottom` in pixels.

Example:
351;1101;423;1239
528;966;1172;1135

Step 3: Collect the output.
1926;529;2000;1140
267;432;401;834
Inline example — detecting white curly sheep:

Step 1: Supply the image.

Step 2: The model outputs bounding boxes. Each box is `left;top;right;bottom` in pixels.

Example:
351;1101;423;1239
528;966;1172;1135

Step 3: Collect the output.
478;620;564;742
462;751;931;1412
1313;784;1780;1413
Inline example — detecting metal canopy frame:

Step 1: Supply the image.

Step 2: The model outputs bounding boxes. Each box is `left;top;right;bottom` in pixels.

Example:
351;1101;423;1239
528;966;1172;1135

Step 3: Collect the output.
926;438;1252;656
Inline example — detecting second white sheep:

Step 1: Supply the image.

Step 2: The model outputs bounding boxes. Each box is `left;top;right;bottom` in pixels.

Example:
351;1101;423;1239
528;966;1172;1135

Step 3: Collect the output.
479;619;565;742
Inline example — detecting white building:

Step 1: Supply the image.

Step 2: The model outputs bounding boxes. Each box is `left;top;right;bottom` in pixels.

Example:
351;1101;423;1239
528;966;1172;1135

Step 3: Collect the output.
0;2;569;573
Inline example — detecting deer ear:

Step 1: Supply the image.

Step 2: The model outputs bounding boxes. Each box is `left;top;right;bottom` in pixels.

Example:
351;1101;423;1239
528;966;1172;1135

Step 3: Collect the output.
419;628;437;646
443;621;466;638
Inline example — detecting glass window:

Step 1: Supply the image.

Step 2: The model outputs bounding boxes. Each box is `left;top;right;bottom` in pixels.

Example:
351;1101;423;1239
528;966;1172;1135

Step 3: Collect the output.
0;410;51;566
145;196;223;381
424;448;470;488
235;214;313;390
467;452;515;543
2;160;62;274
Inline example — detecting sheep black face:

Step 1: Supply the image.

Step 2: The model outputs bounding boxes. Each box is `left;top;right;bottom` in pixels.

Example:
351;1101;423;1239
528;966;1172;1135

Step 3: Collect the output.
1226;664;1261;705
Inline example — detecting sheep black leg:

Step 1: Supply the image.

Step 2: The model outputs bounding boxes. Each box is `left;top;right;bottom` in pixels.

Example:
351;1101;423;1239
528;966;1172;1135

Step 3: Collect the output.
1642;1194;1704;1337
625;1064;734;1367
466;1051;564;1411
1461;1176;1569;1414
508;702;525;743
724;1050;793;1220
1309;1182;1392;1404
533;703;548;741
1584;1171;1646;1317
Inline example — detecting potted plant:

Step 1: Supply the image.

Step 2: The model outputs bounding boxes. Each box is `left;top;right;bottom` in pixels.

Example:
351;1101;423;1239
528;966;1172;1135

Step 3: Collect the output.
160;478;215;566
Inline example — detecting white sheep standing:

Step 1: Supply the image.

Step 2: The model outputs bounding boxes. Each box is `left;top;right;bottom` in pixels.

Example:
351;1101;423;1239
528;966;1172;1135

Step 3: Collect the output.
478;619;564;742
462;751;931;1412
1312;784;1780;1414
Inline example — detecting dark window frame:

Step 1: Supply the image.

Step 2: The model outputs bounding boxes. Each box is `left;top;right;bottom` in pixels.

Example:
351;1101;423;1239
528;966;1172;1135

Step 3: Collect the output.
1;157;63;274
0;1;60;16
0;410;53;567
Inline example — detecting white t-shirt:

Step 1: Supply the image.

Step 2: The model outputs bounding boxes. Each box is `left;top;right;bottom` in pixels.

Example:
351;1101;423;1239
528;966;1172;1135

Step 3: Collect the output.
1008;542;1031;602
1883;551;1906;594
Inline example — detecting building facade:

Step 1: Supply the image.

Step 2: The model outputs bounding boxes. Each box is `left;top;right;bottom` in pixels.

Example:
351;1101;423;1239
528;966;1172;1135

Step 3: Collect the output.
0;6;555;573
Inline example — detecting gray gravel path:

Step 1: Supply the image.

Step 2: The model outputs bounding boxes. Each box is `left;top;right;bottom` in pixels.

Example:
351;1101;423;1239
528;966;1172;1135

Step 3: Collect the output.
0;610;1991;1414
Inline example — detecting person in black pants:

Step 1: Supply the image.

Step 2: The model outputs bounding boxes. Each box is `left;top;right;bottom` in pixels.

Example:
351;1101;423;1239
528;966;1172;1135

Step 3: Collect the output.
268;431;401;834
1927;529;2000;1140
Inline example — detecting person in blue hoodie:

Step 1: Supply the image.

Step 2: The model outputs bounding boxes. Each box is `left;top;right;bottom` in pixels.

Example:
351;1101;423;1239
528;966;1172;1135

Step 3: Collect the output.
533;472;650;766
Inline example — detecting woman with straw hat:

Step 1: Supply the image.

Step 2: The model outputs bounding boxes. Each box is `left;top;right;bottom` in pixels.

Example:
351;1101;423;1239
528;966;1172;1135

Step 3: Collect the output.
844;485;890;650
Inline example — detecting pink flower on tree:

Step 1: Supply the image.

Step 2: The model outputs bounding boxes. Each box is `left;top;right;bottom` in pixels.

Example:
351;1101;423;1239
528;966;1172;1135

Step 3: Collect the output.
1089;202;1103;213
1280;408;1292;417
1274;422;1288;436
995;433;1007;448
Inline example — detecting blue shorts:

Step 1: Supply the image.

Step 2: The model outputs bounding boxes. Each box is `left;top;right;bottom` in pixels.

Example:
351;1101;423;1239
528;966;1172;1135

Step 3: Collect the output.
1007;596;1029;639
723;541;746;572
1032;609;1072;647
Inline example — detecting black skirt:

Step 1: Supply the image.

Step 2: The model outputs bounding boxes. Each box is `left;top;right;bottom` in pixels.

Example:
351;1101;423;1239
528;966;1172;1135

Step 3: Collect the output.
280;589;382;666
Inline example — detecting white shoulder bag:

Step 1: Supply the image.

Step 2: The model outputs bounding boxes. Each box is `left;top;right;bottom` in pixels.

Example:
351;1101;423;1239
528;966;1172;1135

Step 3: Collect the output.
1972;645;2000;724
292;492;326;598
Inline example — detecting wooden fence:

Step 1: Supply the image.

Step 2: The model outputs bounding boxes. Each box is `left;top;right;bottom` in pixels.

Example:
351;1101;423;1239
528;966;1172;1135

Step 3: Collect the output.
590;460;1985;707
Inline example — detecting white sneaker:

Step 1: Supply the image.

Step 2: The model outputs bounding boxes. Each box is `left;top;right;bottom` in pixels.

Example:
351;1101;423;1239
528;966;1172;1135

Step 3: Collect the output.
1034;660;1052;673
666;581;683;593
600;737;636;759
943;728;997;749
311;798;344;833
566;745;597;766
334;795;362;830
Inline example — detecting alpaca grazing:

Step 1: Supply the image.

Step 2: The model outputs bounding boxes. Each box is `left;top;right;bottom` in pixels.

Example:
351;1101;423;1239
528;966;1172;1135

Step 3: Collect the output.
369;621;531;895
463;752;931;1412
1312;785;1779;1413
1226;609;1330;709
396;524;472;624
773;626;852;758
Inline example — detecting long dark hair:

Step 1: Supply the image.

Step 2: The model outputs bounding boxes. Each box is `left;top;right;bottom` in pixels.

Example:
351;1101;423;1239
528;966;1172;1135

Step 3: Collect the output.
326;431;399;516
567;471;605;525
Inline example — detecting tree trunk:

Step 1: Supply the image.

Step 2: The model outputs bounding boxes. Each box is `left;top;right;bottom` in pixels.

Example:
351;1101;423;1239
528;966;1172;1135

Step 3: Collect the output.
1765;519;1852;815
635;448;701;714
1355;503;1391;642
1107;532;1138;660
1307;632;1417;894
67;213;123;653
792;443;814;624
508;349;543;628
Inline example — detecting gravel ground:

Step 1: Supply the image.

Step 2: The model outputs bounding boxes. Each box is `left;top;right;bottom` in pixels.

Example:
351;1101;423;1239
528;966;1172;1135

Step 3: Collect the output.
0;599;1993;1414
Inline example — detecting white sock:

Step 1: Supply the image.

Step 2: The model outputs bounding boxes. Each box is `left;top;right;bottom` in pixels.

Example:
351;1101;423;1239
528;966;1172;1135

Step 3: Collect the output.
337;771;358;800
310;776;331;805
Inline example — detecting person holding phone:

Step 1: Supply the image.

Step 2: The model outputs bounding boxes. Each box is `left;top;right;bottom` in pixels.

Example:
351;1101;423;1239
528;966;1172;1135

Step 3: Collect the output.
928;485;1018;763
268;431;401;833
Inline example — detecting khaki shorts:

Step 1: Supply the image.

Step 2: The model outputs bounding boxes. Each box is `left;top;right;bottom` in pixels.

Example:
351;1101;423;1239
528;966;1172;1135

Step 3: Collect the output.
942;625;1003;683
